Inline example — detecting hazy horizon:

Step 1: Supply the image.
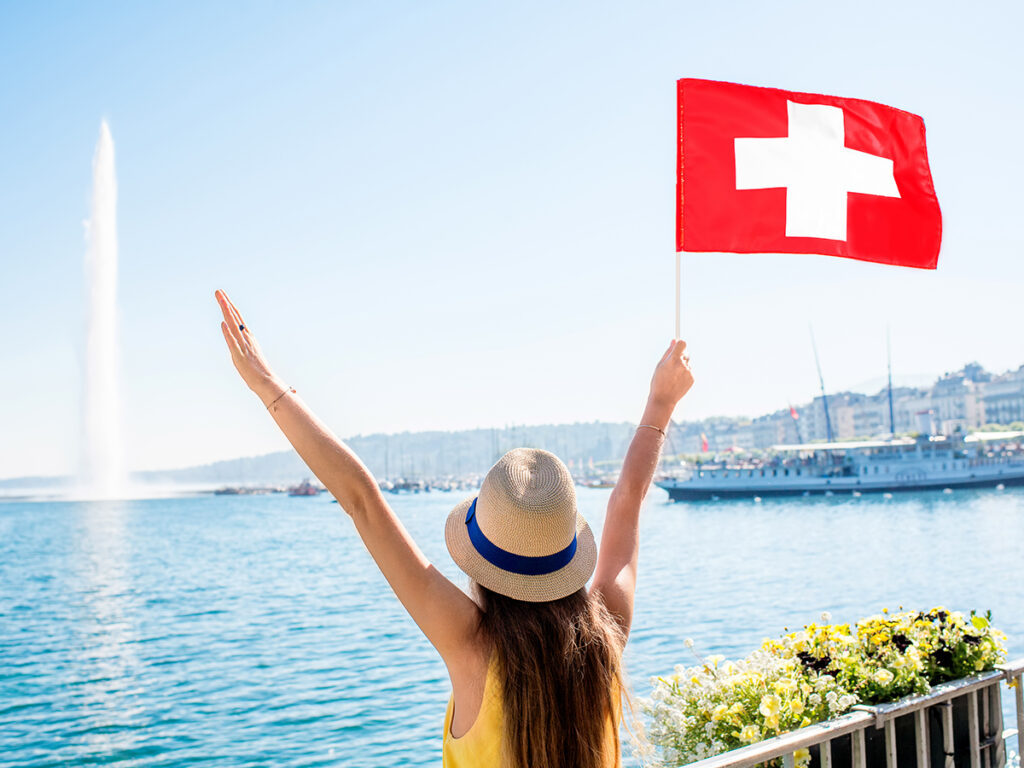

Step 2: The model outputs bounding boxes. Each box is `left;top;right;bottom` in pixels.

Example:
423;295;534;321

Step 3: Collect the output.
3;356;1019;483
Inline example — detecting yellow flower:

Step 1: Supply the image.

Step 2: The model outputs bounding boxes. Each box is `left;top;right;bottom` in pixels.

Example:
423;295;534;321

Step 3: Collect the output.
738;724;761;744
789;699;805;716
795;748;811;767
759;694;781;718
760;694;782;730
773;678;798;694
712;704;729;721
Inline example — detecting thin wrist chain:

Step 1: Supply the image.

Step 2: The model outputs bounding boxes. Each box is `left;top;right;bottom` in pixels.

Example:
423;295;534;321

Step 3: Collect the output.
637;423;666;437
266;386;296;410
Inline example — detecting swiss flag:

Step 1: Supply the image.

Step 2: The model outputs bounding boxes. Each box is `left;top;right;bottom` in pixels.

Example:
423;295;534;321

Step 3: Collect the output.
677;79;942;269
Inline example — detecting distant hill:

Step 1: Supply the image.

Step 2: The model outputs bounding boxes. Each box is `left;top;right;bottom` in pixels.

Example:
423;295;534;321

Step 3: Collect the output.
0;421;645;491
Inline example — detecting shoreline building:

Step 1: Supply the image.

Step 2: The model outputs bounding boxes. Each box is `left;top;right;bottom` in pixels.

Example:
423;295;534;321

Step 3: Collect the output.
683;363;1024;454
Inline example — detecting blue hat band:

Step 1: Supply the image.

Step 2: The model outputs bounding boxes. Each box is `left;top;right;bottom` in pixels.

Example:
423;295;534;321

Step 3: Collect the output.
464;498;577;576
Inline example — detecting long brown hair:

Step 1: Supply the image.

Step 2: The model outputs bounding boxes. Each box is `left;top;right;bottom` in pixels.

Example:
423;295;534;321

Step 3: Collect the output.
473;581;631;768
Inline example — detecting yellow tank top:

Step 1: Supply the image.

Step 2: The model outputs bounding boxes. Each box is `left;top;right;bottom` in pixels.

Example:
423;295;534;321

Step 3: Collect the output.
441;653;623;768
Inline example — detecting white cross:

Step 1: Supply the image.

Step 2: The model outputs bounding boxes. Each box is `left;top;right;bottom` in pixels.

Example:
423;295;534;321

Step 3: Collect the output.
734;100;900;240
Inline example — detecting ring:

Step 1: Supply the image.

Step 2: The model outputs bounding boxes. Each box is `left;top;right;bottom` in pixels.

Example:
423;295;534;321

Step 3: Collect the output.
239;324;246;331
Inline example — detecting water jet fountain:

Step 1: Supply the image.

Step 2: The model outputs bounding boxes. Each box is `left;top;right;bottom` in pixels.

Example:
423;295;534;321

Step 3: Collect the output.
76;121;127;501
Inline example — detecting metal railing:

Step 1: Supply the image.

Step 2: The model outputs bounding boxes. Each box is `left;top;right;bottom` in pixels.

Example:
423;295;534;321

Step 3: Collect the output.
680;658;1024;768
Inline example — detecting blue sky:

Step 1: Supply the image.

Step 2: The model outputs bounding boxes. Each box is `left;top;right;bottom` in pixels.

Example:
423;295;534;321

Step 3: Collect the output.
1;1;1022;479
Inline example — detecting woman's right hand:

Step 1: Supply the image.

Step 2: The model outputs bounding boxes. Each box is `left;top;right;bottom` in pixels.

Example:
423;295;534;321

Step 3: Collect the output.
648;339;694;411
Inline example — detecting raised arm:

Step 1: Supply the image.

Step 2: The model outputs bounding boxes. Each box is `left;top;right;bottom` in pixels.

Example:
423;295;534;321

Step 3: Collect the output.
590;339;693;635
215;289;480;664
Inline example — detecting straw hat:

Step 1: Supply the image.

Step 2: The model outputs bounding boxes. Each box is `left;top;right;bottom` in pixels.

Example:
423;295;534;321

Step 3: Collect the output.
445;448;597;602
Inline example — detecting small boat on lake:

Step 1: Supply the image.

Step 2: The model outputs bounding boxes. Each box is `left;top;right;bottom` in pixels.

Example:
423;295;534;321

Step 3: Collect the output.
287;478;322;496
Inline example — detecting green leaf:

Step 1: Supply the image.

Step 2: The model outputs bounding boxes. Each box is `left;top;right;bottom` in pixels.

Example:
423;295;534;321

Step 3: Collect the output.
971;615;989;629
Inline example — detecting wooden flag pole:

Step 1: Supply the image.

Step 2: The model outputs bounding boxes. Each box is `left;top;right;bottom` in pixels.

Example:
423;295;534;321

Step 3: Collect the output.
675;250;681;339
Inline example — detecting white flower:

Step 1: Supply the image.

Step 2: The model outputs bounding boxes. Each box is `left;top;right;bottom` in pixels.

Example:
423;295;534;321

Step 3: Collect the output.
873;668;894;686
684;637;695;648
821;611;832;623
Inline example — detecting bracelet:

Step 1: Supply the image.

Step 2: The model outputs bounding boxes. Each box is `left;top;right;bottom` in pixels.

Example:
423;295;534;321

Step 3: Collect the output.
637;423;666;437
267;386;296;410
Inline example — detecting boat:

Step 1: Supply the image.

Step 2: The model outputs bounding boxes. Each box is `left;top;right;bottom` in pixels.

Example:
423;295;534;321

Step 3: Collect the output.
287;478;322;496
656;431;1024;501
386;479;427;494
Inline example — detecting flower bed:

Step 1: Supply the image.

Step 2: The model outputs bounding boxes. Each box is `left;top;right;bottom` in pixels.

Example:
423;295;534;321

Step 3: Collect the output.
640;607;1008;767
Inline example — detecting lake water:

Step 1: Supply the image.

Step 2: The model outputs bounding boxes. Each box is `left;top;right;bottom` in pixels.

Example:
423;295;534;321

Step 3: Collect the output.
3;487;1023;766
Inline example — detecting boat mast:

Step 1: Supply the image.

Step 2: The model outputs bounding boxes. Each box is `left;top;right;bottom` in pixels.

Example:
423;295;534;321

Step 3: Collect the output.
809;325;834;442
887;327;896;438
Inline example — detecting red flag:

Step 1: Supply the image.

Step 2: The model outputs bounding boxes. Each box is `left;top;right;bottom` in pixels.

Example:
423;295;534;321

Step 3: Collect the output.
676;79;941;269
700;433;709;452
789;406;799;420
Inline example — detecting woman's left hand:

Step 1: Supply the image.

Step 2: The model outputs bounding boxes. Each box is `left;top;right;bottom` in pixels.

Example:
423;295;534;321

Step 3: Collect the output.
215;289;281;398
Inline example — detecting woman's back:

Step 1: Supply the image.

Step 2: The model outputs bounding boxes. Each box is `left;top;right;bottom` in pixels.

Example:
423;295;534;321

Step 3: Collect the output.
442;649;623;768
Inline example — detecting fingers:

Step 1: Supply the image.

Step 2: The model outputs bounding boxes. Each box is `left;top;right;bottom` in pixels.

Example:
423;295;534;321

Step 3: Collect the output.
216;289;240;325
216;289;247;345
673;339;688;357
216;290;238;329
226;293;247;331
658;340;675;364
221;320;242;356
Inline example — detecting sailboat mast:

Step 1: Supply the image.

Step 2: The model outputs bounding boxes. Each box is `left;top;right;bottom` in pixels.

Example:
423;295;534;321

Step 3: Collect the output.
809;325;834;443
887;328;896;438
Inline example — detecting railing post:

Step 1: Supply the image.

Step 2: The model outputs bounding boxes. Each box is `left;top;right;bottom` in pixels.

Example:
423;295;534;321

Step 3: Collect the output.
942;700;956;768
1016;674;1024;766
782;752;795;768
981;683;990;768
915;708;929;768
968;689;981;768
852;727;867;768
885;718;898;768
989;682;1005;768
820;738;832;768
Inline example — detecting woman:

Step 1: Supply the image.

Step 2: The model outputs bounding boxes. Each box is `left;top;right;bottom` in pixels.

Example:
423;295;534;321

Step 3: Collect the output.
215;288;694;767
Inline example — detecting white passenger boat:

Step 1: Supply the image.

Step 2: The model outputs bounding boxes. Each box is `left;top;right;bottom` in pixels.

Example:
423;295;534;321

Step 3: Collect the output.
656;432;1024;501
